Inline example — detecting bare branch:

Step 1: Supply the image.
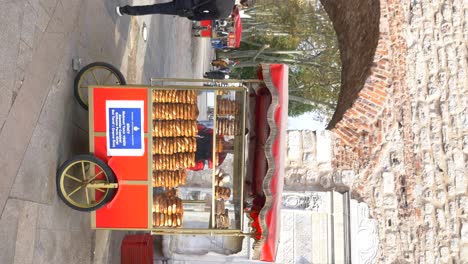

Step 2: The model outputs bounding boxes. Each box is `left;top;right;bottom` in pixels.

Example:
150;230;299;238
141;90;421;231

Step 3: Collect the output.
289;95;336;108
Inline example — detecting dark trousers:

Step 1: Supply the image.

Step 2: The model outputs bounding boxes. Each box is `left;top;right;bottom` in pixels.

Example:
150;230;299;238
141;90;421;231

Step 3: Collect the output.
120;2;178;16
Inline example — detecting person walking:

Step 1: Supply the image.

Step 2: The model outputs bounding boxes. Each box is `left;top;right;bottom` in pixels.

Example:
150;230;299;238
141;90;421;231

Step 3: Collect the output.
116;0;235;21
187;124;228;171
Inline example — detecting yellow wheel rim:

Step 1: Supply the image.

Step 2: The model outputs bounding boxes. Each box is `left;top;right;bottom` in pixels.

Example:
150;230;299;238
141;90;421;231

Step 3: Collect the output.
59;160;113;209
77;66;122;108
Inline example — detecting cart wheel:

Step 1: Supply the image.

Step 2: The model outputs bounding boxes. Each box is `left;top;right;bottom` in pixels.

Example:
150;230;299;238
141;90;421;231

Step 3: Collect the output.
56;154;118;211
74;62;126;110
192;26;208;30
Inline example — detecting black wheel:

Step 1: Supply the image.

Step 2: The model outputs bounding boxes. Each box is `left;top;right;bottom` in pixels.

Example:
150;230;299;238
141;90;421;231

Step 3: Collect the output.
74;62;126;110
204;71;226;79
56;154;118;211
192;26;208;30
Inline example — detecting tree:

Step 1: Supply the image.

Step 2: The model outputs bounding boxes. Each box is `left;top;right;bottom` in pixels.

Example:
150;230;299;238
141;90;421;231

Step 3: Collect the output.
219;0;341;120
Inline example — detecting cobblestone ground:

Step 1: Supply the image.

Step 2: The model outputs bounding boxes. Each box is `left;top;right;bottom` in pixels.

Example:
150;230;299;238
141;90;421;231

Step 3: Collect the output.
365;0;468;263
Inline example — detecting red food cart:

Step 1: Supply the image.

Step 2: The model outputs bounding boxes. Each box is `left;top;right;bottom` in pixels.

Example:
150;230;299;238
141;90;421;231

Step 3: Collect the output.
193;6;242;50
192;19;213;38
57;62;288;261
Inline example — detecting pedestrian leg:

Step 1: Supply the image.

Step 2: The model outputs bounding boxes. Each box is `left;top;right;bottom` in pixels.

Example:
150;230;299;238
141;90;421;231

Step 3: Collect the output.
120;1;178;16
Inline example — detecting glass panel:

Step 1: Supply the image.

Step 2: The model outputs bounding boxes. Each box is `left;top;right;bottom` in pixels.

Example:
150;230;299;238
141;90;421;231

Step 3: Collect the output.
212;90;246;230
150;86;246;231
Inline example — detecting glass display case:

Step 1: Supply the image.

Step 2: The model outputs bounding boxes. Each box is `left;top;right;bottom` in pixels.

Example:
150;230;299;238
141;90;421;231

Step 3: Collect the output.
148;80;248;235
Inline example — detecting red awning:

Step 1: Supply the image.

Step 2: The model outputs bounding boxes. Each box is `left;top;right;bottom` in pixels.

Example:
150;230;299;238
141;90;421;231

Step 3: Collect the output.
233;13;242;48
249;64;288;262
232;6;242;48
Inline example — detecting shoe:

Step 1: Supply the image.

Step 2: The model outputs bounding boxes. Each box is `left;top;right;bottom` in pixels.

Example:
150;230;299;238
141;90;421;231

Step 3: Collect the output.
116;6;123;16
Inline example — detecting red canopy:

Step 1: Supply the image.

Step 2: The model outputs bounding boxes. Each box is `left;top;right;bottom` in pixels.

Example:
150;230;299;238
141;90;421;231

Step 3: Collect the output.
232;6;242;48
249;64;288;262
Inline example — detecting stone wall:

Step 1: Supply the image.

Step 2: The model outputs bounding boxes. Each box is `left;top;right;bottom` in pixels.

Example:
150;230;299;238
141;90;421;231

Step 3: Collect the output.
401;0;468;261
285;130;346;191
323;0;468;262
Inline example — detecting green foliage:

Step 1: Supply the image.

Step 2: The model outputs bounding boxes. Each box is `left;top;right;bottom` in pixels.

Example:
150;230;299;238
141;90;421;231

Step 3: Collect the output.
232;65;257;79
221;0;341;120
288;101;316;117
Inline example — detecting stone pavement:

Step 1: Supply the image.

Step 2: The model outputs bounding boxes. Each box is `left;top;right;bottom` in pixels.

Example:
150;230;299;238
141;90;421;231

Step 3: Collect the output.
0;0;90;262
0;0;213;263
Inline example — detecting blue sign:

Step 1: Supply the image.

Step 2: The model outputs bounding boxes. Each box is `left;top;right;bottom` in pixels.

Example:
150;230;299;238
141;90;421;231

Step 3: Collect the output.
106;101;144;156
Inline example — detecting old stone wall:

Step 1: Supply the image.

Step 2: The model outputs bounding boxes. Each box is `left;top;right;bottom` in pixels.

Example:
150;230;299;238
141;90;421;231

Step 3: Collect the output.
401;0;468;262
323;0;468;262
285;130;342;191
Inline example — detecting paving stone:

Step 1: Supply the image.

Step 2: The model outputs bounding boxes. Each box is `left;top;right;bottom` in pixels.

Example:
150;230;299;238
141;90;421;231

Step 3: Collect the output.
39;0;57;16
33;228;92;264
21;0;37;48
13;67;25;105
92;230;111;263
35;3;50;33
10;53;77;203
0;31;65;213
46;0;78;34
17;40;33;71
9;123;56;198
0;2;22;130
13;201;39;264
0;199;23;264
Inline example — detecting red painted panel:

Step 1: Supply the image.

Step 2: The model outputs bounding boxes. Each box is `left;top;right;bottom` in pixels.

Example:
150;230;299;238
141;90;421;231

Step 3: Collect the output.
94;136;149;181
96;184;148;228
259;64;288;262
94;136;109;163
93;87;148;132
200;20;212;37
108;154;149;181
252;89;271;196
248;65;288;262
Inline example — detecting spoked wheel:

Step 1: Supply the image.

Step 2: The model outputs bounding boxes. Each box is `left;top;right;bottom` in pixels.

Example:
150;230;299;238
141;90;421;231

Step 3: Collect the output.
74;62;126;110
56;154;118;211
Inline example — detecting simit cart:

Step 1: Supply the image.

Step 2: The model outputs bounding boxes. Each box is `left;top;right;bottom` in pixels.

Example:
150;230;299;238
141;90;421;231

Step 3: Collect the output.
56;62;288;262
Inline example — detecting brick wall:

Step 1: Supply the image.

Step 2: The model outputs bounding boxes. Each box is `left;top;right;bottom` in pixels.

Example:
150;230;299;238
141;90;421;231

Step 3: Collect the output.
322;0;407;181
324;0;415;261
